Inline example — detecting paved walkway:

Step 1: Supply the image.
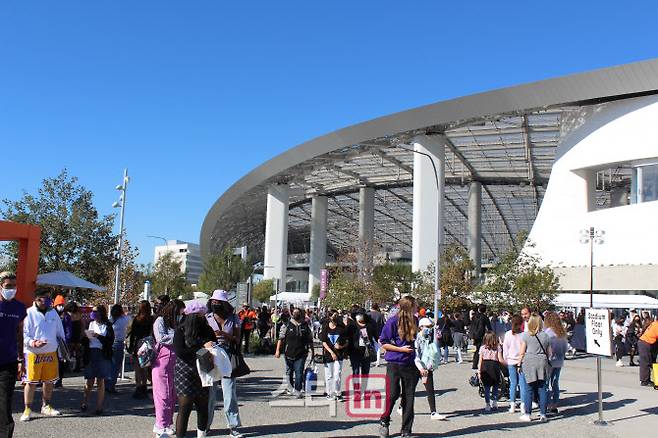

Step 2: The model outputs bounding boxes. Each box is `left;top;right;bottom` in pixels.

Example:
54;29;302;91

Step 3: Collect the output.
12;353;657;437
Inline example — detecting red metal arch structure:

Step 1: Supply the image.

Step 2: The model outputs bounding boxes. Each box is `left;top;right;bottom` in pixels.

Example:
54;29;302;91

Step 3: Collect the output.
0;220;41;306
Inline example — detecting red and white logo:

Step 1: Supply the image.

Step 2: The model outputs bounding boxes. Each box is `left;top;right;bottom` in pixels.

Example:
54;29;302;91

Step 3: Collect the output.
345;374;389;418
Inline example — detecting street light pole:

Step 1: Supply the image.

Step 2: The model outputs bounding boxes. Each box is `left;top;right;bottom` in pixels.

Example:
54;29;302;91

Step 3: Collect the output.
113;169;129;305
580;226;607;426
397;143;442;341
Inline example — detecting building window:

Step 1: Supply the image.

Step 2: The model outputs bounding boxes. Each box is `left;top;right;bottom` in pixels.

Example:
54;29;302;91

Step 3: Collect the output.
632;163;658;204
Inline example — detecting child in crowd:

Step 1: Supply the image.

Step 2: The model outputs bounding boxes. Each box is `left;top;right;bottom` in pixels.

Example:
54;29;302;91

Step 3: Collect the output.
477;331;505;412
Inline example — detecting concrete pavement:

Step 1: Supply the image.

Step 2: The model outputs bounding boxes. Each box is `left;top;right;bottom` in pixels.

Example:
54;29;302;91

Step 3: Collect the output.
11;352;657;437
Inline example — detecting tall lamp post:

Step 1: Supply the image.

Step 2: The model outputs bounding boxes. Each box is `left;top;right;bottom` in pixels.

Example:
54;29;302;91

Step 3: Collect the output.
397;143;442;342
112;169;129;304
579;226;607;425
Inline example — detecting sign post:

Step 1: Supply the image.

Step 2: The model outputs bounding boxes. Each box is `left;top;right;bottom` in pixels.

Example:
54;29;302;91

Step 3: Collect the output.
585;308;612;426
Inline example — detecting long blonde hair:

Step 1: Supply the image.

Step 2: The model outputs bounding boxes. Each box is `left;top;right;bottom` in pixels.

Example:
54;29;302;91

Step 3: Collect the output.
543;311;567;338
397;295;418;342
527;315;543;336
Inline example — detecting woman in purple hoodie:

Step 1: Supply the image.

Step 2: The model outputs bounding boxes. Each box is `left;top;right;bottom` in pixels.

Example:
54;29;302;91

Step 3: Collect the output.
378;295;419;438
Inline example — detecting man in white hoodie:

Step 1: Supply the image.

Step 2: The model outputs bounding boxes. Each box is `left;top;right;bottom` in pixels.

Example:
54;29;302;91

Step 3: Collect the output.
20;288;65;422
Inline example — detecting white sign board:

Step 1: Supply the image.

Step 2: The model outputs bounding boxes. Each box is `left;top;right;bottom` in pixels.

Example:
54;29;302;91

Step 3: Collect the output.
585;308;612;356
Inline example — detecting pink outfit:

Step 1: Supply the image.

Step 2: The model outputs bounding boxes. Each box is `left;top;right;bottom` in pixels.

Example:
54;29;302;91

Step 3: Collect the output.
479;345;501;361
503;330;523;365
152;344;176;429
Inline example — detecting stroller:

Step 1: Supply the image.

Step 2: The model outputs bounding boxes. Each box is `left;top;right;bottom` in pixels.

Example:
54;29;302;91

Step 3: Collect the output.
469;362;511;401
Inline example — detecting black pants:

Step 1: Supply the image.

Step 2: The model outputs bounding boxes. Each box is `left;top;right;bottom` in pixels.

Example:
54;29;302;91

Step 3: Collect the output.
638;340;657;384
380;363;419;434
472;339;483;370
241;329;252;353
0;363;17;438
176;391;209;437
400;369;436;414
614;336;625;361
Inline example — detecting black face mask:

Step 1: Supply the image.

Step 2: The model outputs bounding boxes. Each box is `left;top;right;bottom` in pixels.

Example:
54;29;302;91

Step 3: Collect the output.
213;303;228;318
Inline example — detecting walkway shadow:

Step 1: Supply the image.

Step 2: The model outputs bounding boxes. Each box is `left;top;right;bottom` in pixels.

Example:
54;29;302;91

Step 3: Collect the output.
208;419;378;437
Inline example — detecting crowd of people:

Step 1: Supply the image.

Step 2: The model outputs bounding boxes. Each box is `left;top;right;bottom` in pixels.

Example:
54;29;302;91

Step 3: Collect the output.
1;269;657;438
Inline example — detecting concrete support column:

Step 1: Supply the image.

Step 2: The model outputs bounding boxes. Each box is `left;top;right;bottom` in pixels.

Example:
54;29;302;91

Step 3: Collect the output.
411;135;445;274
468;181;482;277
308;195;328;295
358;187;375;278
264;184;289;291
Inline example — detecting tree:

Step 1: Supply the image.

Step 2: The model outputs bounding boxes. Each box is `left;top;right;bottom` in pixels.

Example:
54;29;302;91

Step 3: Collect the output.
371;262;417;304
151;251;186;297
252;279;274;303
473;232;561;313
323;270;367;310
90;239;144;307
198;245;251;292
1;169;117;287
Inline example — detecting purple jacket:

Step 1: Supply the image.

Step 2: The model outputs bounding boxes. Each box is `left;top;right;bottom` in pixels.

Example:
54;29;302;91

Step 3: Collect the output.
379;314;416;365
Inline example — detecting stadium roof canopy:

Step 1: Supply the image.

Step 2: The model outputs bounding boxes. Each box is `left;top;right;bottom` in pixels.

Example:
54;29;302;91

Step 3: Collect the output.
201;59;658;264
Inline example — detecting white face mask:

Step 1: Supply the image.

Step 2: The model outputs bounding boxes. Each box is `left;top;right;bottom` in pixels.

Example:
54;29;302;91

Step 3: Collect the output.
1;288;17;301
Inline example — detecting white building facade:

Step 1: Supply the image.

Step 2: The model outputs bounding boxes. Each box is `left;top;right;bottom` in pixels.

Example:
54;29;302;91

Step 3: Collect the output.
154;240;203;285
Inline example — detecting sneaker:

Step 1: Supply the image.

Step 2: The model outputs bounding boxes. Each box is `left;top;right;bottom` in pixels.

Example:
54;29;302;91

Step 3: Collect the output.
548;407;558;415
532;402;538;410
520;402;526;414
41;405;61;416
294;391;303;399
519;414;532;422
508;404;516;413
397;405;402;416
228;430;244;438
492;400;498;409
430;412;447;420
378;422;389;438
326;394;334;400
19;408;32;422
539;414;548;423
484;404;492;412
457;360;463;364
616;360;624;367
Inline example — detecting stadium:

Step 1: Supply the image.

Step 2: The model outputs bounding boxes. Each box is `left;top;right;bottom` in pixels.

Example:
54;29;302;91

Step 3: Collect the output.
201;58;658;303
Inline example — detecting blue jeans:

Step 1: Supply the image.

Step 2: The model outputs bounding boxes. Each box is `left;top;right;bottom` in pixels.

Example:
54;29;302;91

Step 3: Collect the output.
549;367;561;405
507;365;526;405
208;377;241;430
522;378;548;416
441;346;449;362
483;385;498;404
285;357;305;392
106;341;125;390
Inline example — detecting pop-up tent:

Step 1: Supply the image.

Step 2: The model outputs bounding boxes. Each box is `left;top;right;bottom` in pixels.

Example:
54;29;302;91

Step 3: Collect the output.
37;271;106;292
553;293;658;309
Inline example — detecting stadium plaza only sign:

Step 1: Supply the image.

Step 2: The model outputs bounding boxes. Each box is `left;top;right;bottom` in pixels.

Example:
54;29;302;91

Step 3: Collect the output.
585;308;613;356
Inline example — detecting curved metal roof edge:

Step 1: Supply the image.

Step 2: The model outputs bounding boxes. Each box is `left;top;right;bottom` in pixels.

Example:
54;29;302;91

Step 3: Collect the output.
200;58;658;258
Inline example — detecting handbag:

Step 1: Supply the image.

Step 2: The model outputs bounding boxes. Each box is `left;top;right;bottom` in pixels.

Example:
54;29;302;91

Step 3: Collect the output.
196;348;215;373
230;350;251;378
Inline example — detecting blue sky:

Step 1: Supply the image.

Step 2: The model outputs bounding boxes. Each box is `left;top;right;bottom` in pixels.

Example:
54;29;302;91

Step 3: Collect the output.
2;1;658;266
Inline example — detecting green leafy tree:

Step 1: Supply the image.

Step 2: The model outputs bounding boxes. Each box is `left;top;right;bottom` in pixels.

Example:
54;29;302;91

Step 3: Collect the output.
474;232;560;313
371;262;417;304
414;245;476;311
323;271;367;310
1;169;117;287
151;251;186;297
252;279;274;303
198;245;251;292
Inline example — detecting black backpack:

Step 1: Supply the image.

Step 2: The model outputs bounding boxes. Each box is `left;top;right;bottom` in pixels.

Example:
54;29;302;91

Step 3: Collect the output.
284;322;311;359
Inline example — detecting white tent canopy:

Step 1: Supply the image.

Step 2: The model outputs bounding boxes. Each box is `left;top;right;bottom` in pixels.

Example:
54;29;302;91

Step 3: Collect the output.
269;292;312;304
553;293;658;309
37;271;106;292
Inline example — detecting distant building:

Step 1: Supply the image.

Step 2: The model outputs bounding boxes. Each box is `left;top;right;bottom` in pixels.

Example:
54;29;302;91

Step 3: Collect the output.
154;240;202;284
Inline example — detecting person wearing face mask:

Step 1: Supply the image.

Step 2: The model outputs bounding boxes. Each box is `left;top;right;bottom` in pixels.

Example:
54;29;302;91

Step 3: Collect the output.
0;272;26;438
320;310;347;400
81;304;114;415
151;299;185;437
275;307;313;398
204;290;243;438
345;309;377;395
21;288;65;422
53;295;71;388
